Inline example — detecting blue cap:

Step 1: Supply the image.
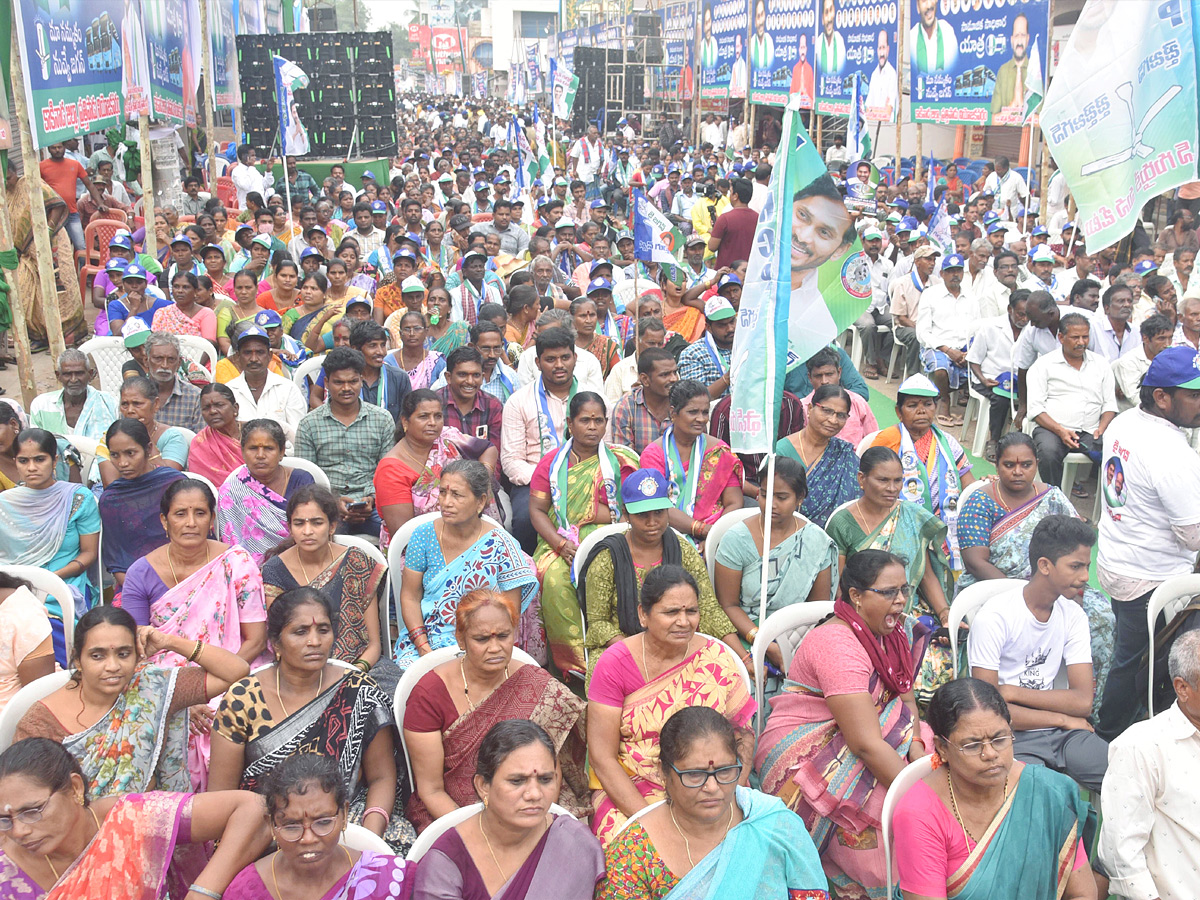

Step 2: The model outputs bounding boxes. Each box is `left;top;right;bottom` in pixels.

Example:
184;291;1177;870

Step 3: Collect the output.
891;198;909;210
235;222;254;234
236;325;271;346
667;164;680;173
1031;225;1049;237
1062;221;1077;231
473;181;489;192
392;248;419;263
589;198;608;209
586;276;613;294
108;234;134;250
254;309;283;329
300;247;323;260
652;164;665;175
1134;259;1159;276
1144;346;1200;389
897;216;918;233
923;201;937;215
361;169;376;179
105;257;127;273
345;294;373;309
169;233;192;247
941;253;965;270
122;263;148;281
370;200;388;214
621;468;673;514
589;258;614;274
994;371;1015;399
987;222;1009;235
718;273;742;290
983;211;1000;225
493;174;510;184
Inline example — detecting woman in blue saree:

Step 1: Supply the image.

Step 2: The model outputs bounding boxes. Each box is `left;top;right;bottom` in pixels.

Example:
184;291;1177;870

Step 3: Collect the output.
776;384;862;527
394;460;540;669
598;707;828;900
893;678;1095;900
956;433;1115;715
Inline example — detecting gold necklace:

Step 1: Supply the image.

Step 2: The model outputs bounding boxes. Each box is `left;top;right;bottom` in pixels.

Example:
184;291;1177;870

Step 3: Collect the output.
167;543;210;587
478;810;508;883
44;807;99;882
669;800;735;869
850;499;895;535
298;542;334;584
460;655;510;712
271;846;353;900
277;666;324;718
946;768;1008;846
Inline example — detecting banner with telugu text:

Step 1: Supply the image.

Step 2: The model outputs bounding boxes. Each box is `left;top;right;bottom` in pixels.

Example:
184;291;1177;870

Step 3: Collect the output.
747;0;816;109
1041;0;1198;250
815;0;898;122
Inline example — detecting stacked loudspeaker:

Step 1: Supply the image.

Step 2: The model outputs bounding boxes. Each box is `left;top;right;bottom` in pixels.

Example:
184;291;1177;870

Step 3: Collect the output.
571;46;648;134
236;31;397;159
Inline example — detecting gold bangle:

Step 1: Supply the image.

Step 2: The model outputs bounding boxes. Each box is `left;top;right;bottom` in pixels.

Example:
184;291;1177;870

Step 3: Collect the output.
746;626;759;643
188;640;203;663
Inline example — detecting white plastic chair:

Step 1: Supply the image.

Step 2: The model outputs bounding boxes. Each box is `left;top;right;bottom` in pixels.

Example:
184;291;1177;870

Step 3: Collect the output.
702;508;756;583
282;455;331;489
5;566;76;660
957;477;988;508
0;670;73;752
1146;574;1200;714
959;381;998;458
751;602;835;734
393;644;539;788
292;354;327;392
572;523;629;585
60;433;101;486
178;335;220;375
173;426;198;446
334;534;387;568
342;822;393;854
856;430;880;456
183;470;220;497
251;658;357;675
949;578;1026;678
882;756;935;897
609;798;667;841
406;801;574;862
885;324;915;385
79;336;131;394
1060;451;1101;521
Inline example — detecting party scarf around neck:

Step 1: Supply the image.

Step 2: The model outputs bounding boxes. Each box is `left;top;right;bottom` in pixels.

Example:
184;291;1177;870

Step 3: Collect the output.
536;375;578;453
661;426;706;515
548;437;624;539
833;597;920;696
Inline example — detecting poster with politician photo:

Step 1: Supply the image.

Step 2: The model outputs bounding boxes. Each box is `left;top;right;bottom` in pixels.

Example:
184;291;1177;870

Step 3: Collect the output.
815;0;899;123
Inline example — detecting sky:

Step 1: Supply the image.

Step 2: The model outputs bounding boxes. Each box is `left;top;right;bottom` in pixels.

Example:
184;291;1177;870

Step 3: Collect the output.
360;0;418;28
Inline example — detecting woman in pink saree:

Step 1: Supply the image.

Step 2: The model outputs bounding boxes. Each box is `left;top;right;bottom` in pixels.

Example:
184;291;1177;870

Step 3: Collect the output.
638;380;744;549
117;478;269;787
0;737;270;900
188;384;244;487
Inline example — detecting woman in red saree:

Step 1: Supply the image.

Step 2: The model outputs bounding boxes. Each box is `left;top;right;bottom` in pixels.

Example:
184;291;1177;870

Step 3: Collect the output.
402;589;588;832
0;737;270;900
188;385;244;487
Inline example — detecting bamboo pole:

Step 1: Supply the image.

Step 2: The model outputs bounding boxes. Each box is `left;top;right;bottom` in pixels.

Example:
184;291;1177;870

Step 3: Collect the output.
140;115;157;260
1037;0;1056;225
0;170;38;407
10;30;65;363
894;0;903;177
915;124;923;185
200;0;220;191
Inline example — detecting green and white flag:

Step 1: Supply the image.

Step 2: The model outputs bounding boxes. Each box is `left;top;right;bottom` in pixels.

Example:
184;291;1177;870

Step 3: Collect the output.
1022;37;1044;124
1041;0;1198;250
729;95;871;455
550;59;579;121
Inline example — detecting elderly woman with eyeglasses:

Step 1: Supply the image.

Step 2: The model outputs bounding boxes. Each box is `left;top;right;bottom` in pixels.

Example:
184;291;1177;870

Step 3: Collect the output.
755;550;934;900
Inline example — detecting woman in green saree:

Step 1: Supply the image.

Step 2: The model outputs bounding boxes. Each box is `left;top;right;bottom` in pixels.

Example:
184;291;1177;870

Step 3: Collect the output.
530;392;639;683
824;447;955;706
893;678;1096;900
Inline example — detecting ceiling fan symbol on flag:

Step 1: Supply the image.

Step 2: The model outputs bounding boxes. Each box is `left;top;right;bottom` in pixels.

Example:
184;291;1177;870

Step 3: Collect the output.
1080;80;1182;177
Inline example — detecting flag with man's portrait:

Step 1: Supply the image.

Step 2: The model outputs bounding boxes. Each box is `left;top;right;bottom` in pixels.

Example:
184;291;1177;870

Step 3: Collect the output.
728;95;872;454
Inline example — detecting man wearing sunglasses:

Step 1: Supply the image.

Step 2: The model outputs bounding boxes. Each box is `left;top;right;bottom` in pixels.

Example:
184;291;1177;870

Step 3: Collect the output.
966;514;1109;793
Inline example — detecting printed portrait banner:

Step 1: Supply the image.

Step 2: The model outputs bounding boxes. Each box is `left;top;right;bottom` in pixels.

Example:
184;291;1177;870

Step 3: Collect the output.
730;94;871;455
210;0;239;108
814;0;899;122
908;0;1050;126
698;0;748;111
12;0;128;147
551;61;579;121
143;0;193;126
557;30;578;69
473;71;488;98
1042;0;1199;250
747;0;817;108
660;0;696;102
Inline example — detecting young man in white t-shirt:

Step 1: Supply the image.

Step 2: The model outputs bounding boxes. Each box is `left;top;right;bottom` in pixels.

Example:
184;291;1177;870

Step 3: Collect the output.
968;515;1109;791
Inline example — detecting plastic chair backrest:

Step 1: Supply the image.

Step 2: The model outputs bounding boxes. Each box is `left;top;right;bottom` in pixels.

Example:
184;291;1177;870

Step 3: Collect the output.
183;470;220;497
4;566;76;662
79;336;132;395
342;822;392;854
406;802;574;862
609;799;667;841
949;579;1026;678
883;757;934;896
751;601;835;734
1147;574;1200;714
856;430;880;455
702;507;757;583
571;524;629;585
60;433;101;484
80;218;125;268
958;478;987;507
292;354;328;392
0;670;73;752
178;335;220;374
283;455;332;489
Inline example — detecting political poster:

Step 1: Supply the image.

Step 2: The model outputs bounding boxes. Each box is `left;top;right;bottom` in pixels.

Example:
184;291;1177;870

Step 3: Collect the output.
907;0;1050;126
0;54;11;151
747;0;816;109
557;30;578;69
729;93;870;455
660;0;696;102
141;0;192;125
11;0;128;148
1042;0;1198;250
698;0;748;112
473;71;488;98
813;0;898;122
551;61;579;121
274;55;310;157
210;0;238;109
525;41;543;92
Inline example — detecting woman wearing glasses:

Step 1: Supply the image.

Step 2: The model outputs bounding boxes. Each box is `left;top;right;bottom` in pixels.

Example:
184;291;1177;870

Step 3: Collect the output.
225;753;415;900
755;550;933;900
587;565;755;848
598;707;829;900
775;384;862;527
0;737;269;900
892;679;1096;900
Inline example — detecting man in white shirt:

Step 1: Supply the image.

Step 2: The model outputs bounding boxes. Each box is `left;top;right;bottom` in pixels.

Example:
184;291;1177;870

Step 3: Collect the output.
1027;311;1118;488
1056;246;1097;298
969;514;1109;792
1099;629;1200;900
701;115;724;151
984;156;1029;220
1045;159;1069;226
230;144;274;211
1112;314;1175;412
816;0;847;74
976;249;1020;319
962;238;994;306
916;253;979;425
225;327;308;445
569;125;604;197
1089;282;1139;361
1013;291;1063;428
864;30;898;121
968;289;1029;459
1096;346;1200;739
853;227;894;378
1022;244;1067;303
516;311;605;394
824;135;850;167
